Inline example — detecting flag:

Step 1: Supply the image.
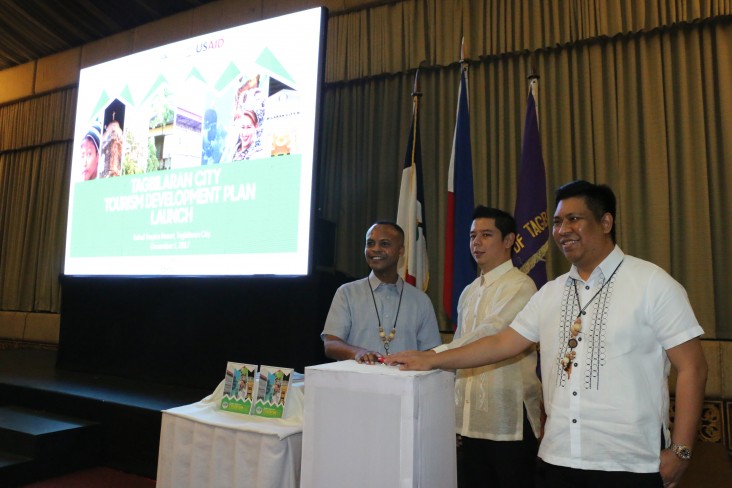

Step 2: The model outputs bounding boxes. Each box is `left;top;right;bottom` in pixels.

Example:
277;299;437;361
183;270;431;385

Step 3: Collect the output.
512;75;549;288
443;62;476;328
397;74;429;291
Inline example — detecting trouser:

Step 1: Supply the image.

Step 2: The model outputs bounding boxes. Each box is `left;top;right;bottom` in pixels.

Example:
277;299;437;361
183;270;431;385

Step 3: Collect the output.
457;407;538;488
538;459;664;488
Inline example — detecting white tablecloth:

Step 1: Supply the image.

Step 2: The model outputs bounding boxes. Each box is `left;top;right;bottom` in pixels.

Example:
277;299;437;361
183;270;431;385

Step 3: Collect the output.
156;379;304;488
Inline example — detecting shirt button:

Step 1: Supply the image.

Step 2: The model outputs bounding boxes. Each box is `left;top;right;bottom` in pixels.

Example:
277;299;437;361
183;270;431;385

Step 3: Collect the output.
574;363;578;367
585;285;590;290
578;337;582;342
572;419;577;423
572;391;578;396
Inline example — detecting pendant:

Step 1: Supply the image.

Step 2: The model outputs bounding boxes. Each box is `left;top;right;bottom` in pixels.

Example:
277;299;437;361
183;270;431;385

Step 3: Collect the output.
379;327;396;349
571;317;582;337
561;350;576;378
567;338;578;349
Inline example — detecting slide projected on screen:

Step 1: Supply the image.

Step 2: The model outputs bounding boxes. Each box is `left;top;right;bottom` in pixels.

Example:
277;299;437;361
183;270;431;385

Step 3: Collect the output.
64;7;326;276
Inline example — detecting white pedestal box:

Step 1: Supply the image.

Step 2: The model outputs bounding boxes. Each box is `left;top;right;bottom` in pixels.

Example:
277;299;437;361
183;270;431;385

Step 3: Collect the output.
301;361;456;488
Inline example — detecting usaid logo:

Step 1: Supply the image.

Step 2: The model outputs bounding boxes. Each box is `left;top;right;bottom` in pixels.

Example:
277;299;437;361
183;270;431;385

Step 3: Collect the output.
195;38;224;53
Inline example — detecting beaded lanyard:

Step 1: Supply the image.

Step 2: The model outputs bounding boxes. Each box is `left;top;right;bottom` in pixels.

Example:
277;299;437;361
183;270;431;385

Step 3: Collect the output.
561;259;623;377
367;279;404;354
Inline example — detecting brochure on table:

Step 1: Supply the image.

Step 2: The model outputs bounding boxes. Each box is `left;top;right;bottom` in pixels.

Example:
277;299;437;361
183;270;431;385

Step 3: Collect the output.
220;361;295;418
221;362;257;414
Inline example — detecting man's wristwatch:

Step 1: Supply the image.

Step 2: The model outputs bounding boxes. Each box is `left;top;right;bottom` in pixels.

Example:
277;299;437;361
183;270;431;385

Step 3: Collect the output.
669;442;693;460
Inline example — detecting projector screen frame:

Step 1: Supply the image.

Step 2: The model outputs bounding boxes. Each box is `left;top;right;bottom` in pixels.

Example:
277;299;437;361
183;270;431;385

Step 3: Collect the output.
63;7;329;278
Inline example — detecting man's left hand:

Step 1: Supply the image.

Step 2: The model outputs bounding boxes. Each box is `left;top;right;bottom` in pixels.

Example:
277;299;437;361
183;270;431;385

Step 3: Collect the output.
659;448;689;488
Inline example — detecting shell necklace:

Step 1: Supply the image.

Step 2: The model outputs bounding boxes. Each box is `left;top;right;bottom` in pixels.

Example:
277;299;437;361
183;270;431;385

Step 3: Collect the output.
367;278;404;354
561;259;623;377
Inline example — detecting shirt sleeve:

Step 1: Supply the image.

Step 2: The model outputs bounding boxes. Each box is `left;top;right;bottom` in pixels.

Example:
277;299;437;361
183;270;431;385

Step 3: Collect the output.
509;287;544;343
443;276;536;351
321;285;352;342
415;291;442;350
646;266;705;349
433;282;472;352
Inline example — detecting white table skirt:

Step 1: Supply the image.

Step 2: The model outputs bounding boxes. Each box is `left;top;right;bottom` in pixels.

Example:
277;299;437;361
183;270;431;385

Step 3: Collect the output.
157;379;304;488
301;361;456;488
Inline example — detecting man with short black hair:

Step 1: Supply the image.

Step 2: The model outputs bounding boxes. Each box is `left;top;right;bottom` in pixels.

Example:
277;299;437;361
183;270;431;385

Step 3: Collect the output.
321;221;441;364
390;180;707;488
436;205;541;488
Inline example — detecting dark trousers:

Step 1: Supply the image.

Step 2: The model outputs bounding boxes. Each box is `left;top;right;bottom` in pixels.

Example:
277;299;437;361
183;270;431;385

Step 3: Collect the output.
538;459;664;488
457;408;538;488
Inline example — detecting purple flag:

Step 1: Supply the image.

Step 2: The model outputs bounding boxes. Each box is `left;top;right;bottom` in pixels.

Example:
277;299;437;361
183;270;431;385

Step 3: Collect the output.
512;77;548;288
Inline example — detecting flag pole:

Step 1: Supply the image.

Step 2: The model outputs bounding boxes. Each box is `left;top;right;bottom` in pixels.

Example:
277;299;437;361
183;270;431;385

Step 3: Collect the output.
459;37;469;82
412;68;422;98
411;69;422;164
443;37;476;329
528;61;540;129
460;36;468;65
397;66;429;290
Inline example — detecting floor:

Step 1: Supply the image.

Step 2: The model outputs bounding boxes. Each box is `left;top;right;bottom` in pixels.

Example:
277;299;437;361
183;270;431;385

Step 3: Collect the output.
0;348;209;485
19;467;155;488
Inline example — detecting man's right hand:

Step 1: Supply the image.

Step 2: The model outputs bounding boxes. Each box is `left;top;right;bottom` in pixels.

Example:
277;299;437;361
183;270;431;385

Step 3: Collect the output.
354;349;383;365
385;349;437;370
